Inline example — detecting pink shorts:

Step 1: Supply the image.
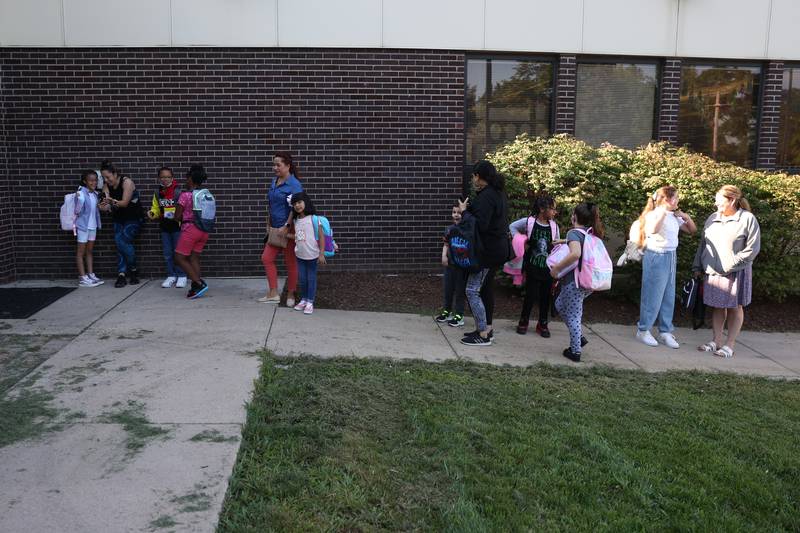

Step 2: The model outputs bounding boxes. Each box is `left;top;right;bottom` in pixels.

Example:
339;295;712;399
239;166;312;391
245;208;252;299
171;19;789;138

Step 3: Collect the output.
175;223;209;256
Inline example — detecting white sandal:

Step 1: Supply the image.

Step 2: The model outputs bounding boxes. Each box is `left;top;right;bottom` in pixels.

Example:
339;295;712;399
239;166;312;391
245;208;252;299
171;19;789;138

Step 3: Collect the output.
713;345;734;358
698;341;718;353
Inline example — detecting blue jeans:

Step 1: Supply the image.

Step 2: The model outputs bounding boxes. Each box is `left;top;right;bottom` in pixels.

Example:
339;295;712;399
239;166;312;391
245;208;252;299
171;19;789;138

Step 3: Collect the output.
113;221;141;274
638;249;677;333
297;258;318;303
160;230;185;277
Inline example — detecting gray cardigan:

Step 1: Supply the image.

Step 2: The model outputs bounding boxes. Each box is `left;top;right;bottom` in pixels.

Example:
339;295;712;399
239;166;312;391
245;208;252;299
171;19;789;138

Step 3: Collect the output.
692;209;760;276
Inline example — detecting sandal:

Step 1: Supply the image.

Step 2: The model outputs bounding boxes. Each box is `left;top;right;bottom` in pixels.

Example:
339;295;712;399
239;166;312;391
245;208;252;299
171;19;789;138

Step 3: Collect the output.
697;341;718;353
713;345;734;358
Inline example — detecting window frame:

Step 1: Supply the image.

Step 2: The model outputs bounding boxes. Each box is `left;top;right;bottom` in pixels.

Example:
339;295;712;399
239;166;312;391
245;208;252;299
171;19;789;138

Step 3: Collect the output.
573;54;662;148
463;53;557;188
678;59;764;168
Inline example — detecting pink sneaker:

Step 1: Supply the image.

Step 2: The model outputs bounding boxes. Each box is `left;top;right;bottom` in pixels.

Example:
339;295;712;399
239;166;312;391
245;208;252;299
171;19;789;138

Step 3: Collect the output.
303;303;314;315
293;300;308;311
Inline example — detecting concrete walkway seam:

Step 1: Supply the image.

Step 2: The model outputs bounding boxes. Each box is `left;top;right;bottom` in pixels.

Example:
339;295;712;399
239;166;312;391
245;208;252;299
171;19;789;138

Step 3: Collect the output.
585;323;644;370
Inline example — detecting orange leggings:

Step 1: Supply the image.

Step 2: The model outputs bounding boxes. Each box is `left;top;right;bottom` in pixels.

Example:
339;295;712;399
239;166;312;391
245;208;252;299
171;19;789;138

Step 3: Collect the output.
261;241;298;293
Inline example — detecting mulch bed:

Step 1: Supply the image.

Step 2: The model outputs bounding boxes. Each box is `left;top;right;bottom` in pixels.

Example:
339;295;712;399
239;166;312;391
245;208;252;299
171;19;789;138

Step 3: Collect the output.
313;272;800;333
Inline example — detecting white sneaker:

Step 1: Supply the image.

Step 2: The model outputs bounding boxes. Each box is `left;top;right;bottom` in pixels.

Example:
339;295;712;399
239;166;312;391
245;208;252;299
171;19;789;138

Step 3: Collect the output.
286;297;295;308
175;277;188;288
293;299;308;311
659;332;680;349
161;276;177;288
79;275;99;287
636;329;659;347
88;273;104;285
303;303;314;315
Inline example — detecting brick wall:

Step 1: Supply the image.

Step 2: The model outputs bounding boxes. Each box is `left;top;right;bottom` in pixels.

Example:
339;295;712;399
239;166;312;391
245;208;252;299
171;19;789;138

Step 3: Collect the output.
554;55;576;135
756;61;784;170
0;49;465;279
657;59;681;143
0;60;14;283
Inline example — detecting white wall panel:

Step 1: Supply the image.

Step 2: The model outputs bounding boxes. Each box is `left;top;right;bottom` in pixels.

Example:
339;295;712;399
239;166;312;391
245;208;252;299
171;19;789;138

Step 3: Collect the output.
383;0;483;50
485;0;581;53
64;0;170;46
278;0;379;47
582;0;677;56
677;0;771;59
767;0;800;60
0;0;63;46
172;0;277;46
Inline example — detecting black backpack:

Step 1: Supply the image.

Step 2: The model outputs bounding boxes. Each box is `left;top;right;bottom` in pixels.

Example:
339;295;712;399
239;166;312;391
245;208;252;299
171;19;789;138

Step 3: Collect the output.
447;215;482;272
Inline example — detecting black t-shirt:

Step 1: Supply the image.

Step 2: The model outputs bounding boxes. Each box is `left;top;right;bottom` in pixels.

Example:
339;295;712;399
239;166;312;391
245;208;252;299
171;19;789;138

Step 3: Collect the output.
109;176;143;223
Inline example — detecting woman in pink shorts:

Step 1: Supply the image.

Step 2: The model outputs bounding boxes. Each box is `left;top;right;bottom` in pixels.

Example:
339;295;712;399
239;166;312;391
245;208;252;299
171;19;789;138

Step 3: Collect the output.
174;165;210;299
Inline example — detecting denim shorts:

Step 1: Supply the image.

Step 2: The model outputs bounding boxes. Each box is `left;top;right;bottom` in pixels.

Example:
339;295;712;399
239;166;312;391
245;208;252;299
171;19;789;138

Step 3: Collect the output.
76;228;97;244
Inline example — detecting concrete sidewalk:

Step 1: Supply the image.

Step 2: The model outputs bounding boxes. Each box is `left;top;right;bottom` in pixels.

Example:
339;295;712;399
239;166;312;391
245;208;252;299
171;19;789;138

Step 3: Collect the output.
2;277;798;532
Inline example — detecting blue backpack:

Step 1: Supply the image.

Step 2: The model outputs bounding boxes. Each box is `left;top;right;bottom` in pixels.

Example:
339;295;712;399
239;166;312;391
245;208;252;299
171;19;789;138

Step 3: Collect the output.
312;215;337;258
447;214;481;272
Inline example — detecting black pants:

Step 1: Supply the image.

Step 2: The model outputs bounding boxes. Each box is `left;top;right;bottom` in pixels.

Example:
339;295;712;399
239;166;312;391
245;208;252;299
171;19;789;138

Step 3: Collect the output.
481;268;496;327
443;266;467;315
520;268;553;325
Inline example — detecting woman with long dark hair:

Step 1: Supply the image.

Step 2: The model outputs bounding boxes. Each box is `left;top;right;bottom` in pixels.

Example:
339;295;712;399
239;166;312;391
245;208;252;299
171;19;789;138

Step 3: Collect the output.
457;160;509;346
99;160;143;288
259;152;303;306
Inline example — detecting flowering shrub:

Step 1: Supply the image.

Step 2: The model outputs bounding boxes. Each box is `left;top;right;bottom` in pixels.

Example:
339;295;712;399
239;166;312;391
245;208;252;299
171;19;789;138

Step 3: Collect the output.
489;134;800;301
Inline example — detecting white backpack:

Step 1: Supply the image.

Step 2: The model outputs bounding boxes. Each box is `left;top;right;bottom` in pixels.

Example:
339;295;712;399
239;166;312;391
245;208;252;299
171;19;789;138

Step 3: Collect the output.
616;219;644;266
60;191;79;231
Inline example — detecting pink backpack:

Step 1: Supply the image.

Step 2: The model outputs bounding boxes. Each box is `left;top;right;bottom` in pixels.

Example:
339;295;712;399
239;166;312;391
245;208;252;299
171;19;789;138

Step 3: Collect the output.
573;228;613;291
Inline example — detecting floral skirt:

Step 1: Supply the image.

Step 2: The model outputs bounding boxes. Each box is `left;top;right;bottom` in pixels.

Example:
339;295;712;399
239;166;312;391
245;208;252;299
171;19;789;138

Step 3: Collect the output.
703;264;752;309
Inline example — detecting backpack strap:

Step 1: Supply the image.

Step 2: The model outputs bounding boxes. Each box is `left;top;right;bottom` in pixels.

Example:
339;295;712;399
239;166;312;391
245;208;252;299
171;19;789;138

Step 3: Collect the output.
549;219;560;241
573;228;589;272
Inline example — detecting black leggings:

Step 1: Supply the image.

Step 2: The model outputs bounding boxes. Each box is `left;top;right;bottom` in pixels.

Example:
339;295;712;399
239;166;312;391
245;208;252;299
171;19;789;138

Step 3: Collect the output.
520;269;553;325
481;268;496;327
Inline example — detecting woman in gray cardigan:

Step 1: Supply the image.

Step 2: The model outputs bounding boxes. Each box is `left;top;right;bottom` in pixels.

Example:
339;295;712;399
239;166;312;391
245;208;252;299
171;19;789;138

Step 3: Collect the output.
692;185;761;358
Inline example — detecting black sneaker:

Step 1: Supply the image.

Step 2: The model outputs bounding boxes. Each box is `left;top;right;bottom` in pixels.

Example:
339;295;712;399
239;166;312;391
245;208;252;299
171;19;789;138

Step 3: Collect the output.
460;332;492;346
434;309;451;323
190;280;209;300
462;329;493;340
562;348;581;362
114;273;127;288
128;269;140;285
187;281;200;298
447;314;464;327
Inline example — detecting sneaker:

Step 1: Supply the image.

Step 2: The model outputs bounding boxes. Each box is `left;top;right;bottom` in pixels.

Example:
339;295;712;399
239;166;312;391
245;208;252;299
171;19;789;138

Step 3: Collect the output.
286;297;296;308
636;329;659;347
434;309;451;323
78;275;99;287
187;281;200;299
536;323;551;338
460;332;492;346
562;347;581;362
516;320;529;335
447;314;464;327
581;336;588;348
128;269;140;285
161;276;177;288
175;276;188;288
294;300;308;311
114;273;127;288
189;280;208;299
659;332;680;349
303;303;314;315
463;329;494;340
88;273;104;285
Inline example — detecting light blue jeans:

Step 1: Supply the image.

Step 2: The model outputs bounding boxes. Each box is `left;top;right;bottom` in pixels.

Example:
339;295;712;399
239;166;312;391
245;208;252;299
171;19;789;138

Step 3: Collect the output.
638;249;677;333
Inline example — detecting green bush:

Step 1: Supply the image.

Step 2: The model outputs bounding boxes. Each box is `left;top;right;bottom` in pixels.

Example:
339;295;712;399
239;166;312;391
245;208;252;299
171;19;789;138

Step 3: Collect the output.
488;134;800;301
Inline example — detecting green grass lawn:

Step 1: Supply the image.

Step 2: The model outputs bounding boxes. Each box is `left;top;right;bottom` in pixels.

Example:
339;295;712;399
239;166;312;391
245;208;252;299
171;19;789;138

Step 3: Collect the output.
218;355;800;532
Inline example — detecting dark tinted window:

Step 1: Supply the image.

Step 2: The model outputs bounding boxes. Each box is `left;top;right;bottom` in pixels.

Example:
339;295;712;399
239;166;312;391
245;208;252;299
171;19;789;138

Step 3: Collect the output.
778;66;800;171
678;64;761;167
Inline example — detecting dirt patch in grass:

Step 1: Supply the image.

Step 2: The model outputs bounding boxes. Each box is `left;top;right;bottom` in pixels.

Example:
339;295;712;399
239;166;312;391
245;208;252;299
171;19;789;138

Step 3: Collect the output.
219;354;800;531
313;272;800;332
0;334;74;394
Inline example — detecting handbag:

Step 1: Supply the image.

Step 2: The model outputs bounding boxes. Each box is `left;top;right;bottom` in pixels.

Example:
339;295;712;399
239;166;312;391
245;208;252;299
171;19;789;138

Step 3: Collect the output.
266;226;288;248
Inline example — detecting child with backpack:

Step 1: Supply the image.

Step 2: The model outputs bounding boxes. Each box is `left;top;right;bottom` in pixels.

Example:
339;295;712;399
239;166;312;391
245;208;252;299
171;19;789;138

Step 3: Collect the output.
73;170;104;287
174;164;213;299
435;204;468;327
288;192;325;315
549;202;611;362
509;193;561;337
